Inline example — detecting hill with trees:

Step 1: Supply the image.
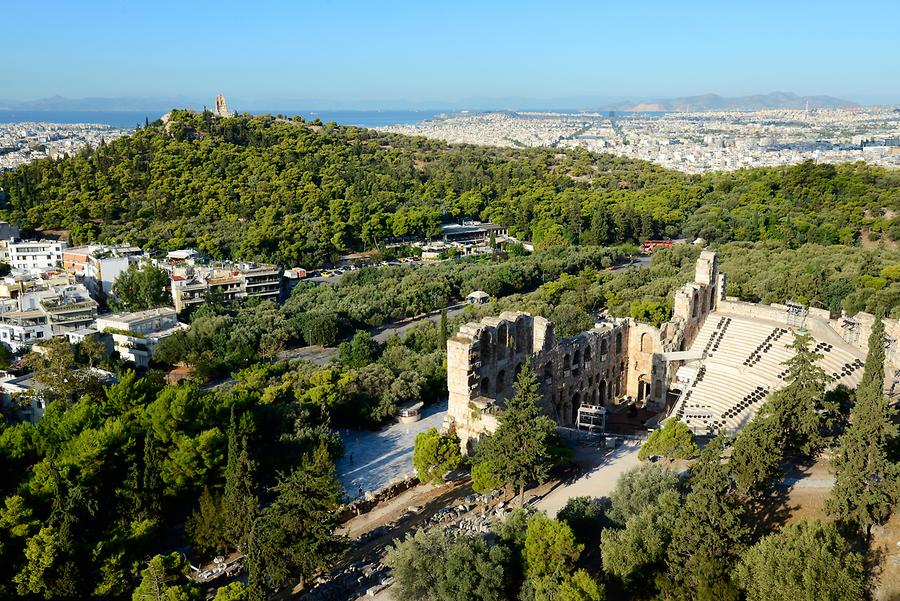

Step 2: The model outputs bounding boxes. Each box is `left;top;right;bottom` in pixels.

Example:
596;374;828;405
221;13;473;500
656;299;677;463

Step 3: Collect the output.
1;110;898;266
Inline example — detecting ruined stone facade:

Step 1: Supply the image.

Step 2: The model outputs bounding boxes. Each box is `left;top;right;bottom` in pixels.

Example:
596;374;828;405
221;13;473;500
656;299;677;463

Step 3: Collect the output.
445;251;723;449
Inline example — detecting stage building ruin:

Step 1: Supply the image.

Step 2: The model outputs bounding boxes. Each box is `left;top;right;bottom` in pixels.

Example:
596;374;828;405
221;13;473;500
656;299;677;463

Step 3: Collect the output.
444;250;900;449
445;251;723;449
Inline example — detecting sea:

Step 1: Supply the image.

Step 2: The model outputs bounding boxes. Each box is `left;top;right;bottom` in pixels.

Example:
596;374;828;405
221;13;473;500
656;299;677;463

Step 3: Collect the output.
0;109;454;129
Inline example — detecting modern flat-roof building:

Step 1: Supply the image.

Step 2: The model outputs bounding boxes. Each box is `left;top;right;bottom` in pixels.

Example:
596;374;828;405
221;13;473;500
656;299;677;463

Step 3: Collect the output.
95;307;185;368
0;270;74;300
0;367;116;423
8;240;67;271
0;284;97;352
62;243;143;297
171;263;282;313
441;221;509;245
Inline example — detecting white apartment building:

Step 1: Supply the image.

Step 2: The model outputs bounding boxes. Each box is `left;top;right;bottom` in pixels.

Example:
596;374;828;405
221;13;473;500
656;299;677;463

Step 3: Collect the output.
170;263;281;313
95;307;185;368
0;283;97;352
9;240;67;271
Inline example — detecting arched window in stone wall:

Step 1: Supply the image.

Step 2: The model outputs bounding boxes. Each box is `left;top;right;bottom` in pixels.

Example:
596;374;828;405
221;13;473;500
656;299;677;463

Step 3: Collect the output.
615;332;622;354
497;323;508;349
599;379;607;403
584;345;592;362
600;339;608;356
563;354;571;371
516;318;529;355
543;362;553;379
496;370;506;393
573;348;581;365
481;376;490;394
480;330;493;363
692;293;699;318
640;333;654;353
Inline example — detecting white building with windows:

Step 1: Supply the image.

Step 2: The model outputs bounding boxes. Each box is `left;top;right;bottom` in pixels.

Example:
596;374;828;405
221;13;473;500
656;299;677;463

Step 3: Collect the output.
95;307;185;368
0;283;97;352
8;240;67;271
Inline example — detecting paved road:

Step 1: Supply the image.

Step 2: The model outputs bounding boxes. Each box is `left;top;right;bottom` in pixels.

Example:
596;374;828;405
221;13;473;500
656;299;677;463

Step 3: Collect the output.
277;344;339;364
371;303;467;343
536;440;643;517
276;253;650;367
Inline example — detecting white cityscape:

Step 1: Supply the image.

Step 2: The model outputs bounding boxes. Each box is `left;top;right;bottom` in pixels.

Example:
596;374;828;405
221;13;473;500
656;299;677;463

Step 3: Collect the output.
4;106;900;174
380;107;900;173
0;122;132;171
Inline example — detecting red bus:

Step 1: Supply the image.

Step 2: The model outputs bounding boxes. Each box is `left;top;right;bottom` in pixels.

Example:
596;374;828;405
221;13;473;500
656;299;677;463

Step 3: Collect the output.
641;240;673;254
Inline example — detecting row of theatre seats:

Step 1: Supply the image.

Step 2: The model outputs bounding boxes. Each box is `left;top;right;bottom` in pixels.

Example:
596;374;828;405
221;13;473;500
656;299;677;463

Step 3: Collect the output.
669;313;867;435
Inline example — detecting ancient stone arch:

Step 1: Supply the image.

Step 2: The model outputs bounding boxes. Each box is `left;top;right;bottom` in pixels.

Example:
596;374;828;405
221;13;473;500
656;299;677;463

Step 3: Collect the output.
497;322;508;350
480;329;493;363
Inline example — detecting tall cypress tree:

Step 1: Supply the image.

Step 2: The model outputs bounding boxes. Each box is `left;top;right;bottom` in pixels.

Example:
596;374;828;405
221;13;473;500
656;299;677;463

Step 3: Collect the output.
440;308;449;347
139;432;162;520
859;318;887;394
662;437;748;601
827;317;899;540
767;332;833;456
472;363;558;506
223;408;257;552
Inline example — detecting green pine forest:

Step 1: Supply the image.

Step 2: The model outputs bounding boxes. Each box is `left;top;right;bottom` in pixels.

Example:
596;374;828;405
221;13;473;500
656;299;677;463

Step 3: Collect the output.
1;110;899;266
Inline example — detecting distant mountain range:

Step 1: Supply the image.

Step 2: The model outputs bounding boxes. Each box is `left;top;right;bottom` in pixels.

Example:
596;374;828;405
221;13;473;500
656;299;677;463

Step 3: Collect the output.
598;92;858;112
0;91;863;113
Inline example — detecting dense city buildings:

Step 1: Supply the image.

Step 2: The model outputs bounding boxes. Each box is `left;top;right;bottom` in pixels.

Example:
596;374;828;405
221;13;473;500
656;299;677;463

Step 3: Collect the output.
381;107;900;173
0;122;131;171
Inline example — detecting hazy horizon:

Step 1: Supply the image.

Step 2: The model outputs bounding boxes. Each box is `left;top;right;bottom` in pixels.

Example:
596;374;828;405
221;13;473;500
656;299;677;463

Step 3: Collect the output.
1;91;895;114
5;0;900;106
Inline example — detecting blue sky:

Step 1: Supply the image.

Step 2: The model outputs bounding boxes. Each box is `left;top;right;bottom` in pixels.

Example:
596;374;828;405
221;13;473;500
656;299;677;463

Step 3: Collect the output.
5;0;900;107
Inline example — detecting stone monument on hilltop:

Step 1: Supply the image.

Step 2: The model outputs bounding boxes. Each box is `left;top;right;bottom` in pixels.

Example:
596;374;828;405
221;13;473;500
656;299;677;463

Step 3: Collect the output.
215;94;233;117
